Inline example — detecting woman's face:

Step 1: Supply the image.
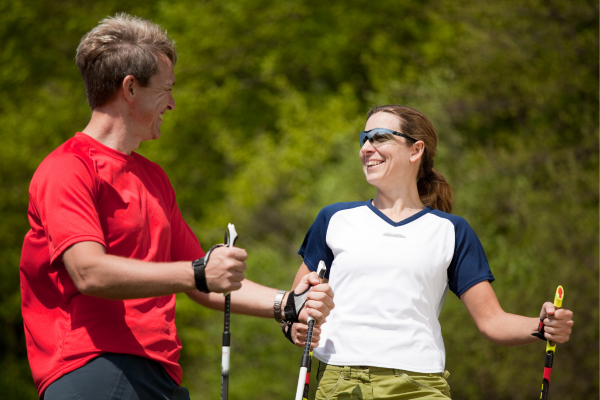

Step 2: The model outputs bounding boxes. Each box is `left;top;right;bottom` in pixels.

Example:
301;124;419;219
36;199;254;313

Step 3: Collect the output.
360;112;422;189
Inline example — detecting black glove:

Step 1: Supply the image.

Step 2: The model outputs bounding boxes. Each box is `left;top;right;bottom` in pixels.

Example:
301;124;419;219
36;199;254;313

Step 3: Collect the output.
283;287;310;323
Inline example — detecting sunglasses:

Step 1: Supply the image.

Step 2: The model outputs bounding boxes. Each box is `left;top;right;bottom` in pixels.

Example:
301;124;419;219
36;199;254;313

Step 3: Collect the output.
359;128;417;148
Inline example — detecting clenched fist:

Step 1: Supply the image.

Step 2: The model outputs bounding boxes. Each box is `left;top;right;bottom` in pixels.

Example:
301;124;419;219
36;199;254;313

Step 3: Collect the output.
205;246;247;293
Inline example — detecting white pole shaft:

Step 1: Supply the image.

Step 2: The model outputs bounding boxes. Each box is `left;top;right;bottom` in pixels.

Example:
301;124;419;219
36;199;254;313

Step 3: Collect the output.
222;346;230;373
295;367;308;400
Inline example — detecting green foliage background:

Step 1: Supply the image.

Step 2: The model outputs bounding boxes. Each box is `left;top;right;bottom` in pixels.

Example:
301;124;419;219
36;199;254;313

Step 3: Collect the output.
1;0;598;398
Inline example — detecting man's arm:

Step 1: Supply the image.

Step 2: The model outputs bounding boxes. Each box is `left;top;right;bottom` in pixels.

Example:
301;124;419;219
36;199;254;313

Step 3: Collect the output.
63;241;246;299
461;281;574;346
186;271;334;325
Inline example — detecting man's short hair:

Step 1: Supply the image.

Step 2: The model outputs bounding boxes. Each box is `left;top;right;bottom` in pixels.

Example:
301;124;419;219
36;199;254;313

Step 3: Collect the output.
76;13;177;109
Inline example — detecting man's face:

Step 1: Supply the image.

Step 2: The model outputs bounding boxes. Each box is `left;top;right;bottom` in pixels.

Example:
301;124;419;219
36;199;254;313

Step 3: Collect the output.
131;55;176;142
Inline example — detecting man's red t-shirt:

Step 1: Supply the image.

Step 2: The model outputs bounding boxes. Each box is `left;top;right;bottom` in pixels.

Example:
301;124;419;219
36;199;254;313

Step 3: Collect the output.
20;133;204;396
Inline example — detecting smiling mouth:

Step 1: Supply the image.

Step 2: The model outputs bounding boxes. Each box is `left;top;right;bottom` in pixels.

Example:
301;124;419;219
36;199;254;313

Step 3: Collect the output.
366;160;383;167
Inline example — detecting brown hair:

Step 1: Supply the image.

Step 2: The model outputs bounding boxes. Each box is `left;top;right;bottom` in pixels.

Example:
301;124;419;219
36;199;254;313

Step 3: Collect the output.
76;13;177;109
367;105;454;214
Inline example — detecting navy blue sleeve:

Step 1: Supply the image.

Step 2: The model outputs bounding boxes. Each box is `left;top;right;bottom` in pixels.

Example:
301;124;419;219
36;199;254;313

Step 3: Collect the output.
298;207;335;279
444;215;495;298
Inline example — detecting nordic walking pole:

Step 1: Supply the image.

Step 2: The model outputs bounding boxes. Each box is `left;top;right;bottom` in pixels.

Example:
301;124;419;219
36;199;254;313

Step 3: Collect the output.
302;351;313;400
295;261;327;400
539;285;564;400
221;223;237;400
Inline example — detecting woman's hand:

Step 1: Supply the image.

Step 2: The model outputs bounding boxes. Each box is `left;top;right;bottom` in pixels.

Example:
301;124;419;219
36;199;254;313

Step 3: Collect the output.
288;322;322;349
461;281;572;346
539;302;574;343
294;271;334;325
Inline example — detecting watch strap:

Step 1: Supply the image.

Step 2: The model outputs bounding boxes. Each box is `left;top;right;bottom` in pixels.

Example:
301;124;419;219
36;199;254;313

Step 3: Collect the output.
192;244;224;293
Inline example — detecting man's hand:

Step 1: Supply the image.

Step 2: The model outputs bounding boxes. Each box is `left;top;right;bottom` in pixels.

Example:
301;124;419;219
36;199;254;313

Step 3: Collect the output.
289;323;322;349
204;246;247;293
294;271;334;325
539;302;574;344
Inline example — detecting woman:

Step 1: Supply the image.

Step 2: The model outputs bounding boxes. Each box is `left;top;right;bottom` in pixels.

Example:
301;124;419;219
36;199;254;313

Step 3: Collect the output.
288;105;574;399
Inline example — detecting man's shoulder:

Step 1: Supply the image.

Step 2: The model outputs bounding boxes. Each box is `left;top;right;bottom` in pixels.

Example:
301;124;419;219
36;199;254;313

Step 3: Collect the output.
35;135;95;177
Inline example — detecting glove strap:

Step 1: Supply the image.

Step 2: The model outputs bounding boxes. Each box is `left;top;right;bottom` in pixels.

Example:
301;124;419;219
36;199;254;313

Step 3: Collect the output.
531;318;546;340
281;321;294;344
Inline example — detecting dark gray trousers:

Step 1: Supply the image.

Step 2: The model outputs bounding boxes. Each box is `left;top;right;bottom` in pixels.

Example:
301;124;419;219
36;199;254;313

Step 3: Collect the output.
44;353;190;400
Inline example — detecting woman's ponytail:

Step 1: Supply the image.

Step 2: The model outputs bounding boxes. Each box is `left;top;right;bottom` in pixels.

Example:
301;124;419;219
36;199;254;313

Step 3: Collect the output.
367;105;455;214
417;168;454;214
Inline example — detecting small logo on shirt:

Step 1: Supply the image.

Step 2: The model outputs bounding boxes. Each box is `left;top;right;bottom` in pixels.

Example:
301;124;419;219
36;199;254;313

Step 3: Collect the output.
383;232;406;238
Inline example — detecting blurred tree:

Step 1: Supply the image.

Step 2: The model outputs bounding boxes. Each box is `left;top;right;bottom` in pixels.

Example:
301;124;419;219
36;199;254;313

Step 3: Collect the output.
0;0;597;398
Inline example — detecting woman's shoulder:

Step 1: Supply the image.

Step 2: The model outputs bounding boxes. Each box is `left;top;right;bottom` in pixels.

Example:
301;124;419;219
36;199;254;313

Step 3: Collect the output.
303;201;369;238
317;201;369;218
428;208;479;237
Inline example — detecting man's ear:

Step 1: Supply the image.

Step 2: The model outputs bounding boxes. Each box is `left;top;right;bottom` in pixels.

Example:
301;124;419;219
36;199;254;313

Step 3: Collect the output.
409;141;425;163
122;75;136;104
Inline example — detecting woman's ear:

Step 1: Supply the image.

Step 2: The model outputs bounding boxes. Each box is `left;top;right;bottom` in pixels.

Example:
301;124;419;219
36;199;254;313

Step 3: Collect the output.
409;141;425;163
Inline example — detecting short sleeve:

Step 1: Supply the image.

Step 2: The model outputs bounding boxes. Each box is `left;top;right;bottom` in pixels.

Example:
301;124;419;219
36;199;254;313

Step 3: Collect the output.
298;207;335;278
30;154;105;264
447;217;495;297
169;193;204;262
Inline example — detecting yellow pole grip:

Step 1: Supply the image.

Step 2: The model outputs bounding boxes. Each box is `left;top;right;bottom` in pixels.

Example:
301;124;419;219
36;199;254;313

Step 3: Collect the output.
554;285;564;308
546;286;564;352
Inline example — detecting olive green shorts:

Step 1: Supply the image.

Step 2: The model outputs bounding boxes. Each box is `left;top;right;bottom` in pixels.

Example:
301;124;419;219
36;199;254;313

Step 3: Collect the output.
315;362;451;399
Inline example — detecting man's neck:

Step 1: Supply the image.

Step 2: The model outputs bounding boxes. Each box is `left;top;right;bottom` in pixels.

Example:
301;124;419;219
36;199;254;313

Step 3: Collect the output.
82;106;140;155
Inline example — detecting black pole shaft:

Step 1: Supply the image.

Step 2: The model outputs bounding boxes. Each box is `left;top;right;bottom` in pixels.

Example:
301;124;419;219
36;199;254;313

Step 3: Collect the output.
301;321;315;368
221;293;231;400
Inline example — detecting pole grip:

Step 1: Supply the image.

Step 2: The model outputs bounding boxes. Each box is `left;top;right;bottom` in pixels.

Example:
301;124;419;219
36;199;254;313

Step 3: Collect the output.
540;285;564;400
553;286;564;308
546;286;564;352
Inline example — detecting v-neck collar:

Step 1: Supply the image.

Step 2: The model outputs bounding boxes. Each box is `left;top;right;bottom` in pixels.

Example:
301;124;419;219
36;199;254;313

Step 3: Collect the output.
365;200;432;227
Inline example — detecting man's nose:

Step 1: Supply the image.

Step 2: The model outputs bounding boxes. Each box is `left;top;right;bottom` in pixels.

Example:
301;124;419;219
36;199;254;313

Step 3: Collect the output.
167;93;176;111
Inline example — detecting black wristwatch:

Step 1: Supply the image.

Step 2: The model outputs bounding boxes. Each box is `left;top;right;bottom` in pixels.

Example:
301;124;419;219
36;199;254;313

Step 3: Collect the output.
192;244;223;293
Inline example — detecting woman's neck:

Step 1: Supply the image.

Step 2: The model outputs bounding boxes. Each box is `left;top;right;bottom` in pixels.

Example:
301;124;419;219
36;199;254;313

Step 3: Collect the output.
373;187;425;223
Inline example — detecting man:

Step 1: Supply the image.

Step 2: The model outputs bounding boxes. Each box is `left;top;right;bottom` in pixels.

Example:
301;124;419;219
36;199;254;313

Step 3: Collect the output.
20;13;334;399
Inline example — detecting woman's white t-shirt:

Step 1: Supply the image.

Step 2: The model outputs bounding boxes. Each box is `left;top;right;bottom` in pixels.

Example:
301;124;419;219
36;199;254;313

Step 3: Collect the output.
298;201;494;373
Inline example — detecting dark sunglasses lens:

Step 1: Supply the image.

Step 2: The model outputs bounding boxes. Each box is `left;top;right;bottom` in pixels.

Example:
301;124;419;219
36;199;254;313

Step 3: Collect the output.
371;132;396;144
360;130;398;147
